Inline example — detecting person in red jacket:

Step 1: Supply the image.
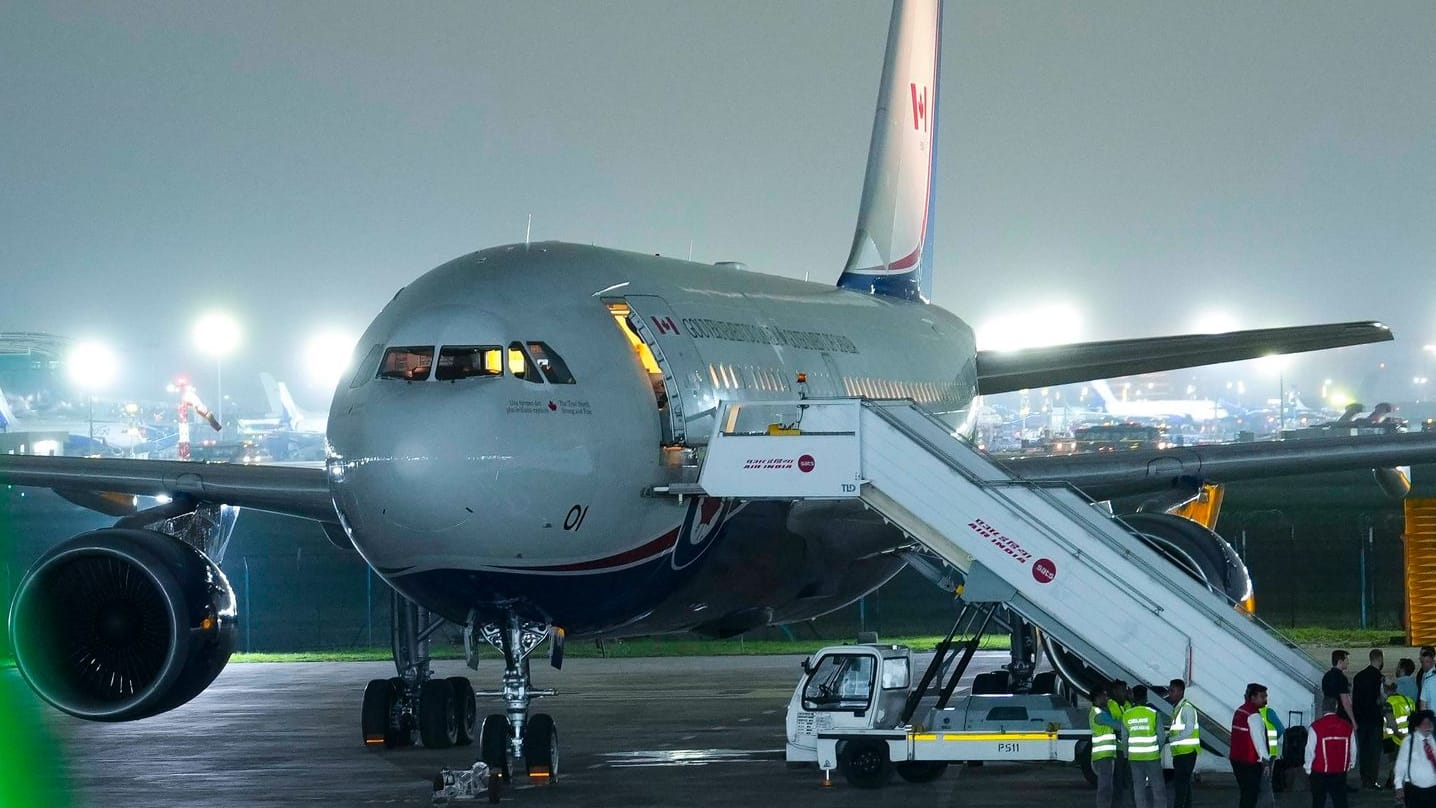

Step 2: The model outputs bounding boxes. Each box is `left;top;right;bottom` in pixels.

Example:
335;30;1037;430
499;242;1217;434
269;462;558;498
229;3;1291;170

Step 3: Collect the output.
1305;697;1357;807
1231;683;1273;808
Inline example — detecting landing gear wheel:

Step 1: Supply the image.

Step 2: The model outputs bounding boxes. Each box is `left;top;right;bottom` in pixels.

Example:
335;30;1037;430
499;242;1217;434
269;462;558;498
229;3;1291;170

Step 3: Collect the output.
1029;671;1059;695
1075;739;1097;787
419;679;458;749
971;670;1009;695
895;761;947;783
524;713;559;783
480;714;512;783
839;738;892;789
387;677;416;747
361;678;395;749
448;676;477;747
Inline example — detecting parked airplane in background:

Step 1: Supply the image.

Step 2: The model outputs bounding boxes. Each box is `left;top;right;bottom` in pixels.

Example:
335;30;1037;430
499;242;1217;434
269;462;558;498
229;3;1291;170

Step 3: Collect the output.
1089;378;1232;423
3;0;1435;787
0;383;169;454
237;373;327;436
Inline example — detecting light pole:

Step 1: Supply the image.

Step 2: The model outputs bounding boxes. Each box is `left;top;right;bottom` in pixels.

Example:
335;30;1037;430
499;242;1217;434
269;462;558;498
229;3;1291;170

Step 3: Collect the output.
193;311;241;431
67;341;118;451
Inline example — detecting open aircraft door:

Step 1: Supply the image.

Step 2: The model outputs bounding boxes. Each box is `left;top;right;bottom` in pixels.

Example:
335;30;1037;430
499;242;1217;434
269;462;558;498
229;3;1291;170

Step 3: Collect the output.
613;295;716;446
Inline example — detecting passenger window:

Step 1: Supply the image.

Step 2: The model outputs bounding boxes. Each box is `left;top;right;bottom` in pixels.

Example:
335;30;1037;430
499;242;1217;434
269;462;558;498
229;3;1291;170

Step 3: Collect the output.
435;346;503;381
525;341;576;385
508;342;541;383
377;346;434;381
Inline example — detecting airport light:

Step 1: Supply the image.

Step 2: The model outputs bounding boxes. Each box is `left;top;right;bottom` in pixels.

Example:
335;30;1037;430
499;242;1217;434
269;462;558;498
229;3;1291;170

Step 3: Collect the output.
977;303;1083;352
67;340;119;445
303;329;358;392
193;311;242;430
1190;310;1241;334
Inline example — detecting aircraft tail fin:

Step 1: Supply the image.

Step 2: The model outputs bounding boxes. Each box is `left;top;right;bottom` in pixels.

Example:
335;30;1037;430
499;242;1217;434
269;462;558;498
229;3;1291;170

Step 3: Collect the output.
1089;379;1119;412
836;0;941;303
276;382;303;427
0;384;17;430
259;373;284;417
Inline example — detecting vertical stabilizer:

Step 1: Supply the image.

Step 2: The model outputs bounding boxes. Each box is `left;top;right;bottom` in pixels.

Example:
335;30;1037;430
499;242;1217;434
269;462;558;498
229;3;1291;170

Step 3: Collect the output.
259;373;284;417
1089;379;1119;412
837;0;942;302
276;382;303;428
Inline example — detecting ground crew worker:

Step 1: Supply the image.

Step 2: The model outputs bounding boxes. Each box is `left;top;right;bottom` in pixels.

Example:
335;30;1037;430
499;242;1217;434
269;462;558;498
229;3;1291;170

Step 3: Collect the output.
1259;698;1286;800
1123;685;1166;808
1109;680;1134;807
1089;685;1123;808
1165;678;1199;808
1305;696;1357;807
1232;683;1274;808
1387;678;1417;788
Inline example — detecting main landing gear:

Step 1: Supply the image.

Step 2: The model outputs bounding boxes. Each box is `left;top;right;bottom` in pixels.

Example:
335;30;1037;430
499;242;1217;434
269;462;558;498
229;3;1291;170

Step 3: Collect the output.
359;594;561;786
361;591;476;749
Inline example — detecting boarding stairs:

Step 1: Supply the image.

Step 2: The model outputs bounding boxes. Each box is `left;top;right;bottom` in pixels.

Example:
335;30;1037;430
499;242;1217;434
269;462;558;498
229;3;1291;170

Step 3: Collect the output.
681;398;1323;755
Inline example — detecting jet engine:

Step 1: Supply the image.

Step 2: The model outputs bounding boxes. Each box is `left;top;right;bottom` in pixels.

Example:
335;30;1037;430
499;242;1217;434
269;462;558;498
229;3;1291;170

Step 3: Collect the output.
1042;512;1252;697
9;527;237;722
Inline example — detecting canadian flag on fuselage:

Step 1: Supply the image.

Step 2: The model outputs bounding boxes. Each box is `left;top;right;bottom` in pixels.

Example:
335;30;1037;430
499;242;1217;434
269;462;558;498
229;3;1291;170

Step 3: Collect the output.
837;0;941;303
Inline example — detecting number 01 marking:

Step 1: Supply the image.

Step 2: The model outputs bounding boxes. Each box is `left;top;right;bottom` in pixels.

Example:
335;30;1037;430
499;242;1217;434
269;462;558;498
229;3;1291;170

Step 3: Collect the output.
564;505;589;531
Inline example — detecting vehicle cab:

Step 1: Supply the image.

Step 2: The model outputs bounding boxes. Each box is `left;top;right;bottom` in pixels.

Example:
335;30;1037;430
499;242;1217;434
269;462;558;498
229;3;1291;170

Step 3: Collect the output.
785;643;911;765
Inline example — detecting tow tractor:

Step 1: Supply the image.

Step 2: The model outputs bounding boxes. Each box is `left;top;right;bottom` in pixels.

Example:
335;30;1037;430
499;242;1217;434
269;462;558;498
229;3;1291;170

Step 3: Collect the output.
785;610;1095;789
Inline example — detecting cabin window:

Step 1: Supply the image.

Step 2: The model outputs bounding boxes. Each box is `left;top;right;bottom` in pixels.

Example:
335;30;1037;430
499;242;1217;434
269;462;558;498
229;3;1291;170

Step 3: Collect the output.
508;342;541;383
435;346;503;381
526;341;576;385
377;346;434;381
802;653;875;712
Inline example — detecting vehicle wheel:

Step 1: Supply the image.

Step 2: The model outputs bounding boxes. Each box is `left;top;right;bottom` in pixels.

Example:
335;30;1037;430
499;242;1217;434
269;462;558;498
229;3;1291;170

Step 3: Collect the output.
448;676;477;746
895;761;947;783
361;678;394;748
1074;739;1097;787
839;739;891;789
971;670;1009;695
480;714;511;783
524;713;559;783
1030;671;1059;695
419;679;458;749
387;677;416;747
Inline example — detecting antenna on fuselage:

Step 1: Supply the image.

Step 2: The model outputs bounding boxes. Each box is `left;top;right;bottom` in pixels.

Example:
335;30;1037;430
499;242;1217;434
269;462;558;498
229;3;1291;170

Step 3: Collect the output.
525;213;532;247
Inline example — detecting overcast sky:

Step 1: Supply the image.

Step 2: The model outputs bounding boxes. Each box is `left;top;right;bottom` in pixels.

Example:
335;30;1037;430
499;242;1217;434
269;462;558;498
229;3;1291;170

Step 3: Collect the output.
3;1;1433;408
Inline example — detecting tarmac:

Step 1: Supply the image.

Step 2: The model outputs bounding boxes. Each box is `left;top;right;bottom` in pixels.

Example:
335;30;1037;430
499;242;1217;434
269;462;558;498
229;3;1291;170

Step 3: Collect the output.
14;652;1403;807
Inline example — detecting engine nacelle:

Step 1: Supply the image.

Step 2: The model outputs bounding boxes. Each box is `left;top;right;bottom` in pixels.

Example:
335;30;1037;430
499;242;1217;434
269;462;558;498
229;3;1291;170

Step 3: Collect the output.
1043;512;1253;697
9;527;237;722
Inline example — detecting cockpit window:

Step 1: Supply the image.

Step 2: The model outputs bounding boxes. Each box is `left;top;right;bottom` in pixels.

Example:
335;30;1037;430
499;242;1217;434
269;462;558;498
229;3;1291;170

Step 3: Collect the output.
525;342;576;385
349;344;383;388
435;345;503;381
507;342;541;383
377;346;434;381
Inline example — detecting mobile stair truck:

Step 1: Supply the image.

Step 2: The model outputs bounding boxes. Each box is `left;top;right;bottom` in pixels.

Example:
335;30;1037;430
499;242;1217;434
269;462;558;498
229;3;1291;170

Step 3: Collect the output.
681;399;1323;789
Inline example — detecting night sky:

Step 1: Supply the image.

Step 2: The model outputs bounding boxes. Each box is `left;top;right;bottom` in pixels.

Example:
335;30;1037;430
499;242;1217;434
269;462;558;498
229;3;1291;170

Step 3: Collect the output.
3;1;1433;409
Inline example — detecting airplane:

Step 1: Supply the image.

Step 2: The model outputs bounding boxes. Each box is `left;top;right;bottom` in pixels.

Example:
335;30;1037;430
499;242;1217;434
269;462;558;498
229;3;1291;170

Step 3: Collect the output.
5;0;1436;786
237;373;327;436
1088;378;1232;423
0;383;171;455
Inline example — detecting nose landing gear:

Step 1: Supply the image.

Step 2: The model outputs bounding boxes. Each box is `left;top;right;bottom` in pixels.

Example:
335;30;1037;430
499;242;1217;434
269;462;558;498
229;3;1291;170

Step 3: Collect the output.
473;614;560;784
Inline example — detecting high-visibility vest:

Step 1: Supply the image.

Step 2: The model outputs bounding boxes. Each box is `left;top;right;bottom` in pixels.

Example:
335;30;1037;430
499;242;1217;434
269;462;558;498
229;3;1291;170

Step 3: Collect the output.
1387;694;1416;746
1259;706;1280;751
1167;698;1201;757
1124;705;1161;761
1090;706;1119;761
1309;713;1353;774
1108;698;1126;722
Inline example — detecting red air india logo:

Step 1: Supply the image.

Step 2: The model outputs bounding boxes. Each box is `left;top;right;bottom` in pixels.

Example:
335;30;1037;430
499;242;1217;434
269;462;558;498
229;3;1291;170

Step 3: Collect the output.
651;316;679;336
1032;558;1057;584
910;83;928;132
798;454;815;473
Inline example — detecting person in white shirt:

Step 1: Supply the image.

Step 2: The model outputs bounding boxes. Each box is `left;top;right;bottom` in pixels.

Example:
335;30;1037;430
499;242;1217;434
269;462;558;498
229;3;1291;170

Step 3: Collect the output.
1396;709;1436;807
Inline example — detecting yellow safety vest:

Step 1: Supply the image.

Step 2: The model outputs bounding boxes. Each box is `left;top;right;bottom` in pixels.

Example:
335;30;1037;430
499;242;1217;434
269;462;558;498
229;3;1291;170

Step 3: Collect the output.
1168;698;1201;757
1259;706;1279;752
1090;706;1119;761
1124;705;1161;762
1387;694;1415;747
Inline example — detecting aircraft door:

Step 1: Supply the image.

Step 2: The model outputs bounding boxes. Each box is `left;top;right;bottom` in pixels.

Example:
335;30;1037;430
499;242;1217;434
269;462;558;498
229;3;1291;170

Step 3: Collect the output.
615;296;715;446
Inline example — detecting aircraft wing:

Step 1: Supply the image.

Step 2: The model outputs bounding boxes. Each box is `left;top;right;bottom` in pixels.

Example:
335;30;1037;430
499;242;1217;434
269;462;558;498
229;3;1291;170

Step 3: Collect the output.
0;454;334;521
974;321;1391;394
1000;431;1436;501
